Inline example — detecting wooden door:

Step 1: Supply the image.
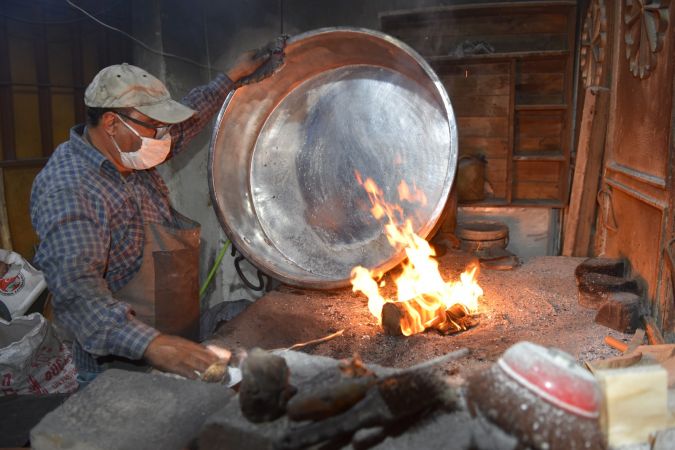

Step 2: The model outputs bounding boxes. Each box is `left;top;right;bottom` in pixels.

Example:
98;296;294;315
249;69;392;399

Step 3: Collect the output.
596;0;674;335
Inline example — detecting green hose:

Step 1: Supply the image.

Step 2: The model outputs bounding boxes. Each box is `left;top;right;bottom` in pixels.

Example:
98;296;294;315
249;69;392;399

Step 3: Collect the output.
199;239;231;298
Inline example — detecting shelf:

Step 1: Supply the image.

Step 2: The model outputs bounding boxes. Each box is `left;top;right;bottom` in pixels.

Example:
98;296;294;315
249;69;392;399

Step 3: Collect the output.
510;199;565;208
513;154;566;162
515;104;568;111
458;198;510;207
428;50;569;64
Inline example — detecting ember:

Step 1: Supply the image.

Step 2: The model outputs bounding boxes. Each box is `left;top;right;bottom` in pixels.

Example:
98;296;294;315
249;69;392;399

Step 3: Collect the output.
351;173;483;336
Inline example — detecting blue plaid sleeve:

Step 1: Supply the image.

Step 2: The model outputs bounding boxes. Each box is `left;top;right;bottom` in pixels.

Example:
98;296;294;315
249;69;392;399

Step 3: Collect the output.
170;73;233;154
31;187;159;360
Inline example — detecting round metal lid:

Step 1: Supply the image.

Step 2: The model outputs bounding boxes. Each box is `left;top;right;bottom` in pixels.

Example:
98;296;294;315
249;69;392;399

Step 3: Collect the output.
209;28;457;289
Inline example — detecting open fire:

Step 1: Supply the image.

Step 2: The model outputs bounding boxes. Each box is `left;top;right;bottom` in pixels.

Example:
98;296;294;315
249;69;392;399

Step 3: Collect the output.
350;173;483;336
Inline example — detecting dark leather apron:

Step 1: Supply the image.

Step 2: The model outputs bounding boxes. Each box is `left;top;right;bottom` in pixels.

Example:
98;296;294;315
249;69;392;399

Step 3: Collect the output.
102;209;200;372
114;209;201;340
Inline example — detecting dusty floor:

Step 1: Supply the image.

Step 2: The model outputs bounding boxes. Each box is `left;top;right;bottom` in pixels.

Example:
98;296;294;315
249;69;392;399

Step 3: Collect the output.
214;251;626;378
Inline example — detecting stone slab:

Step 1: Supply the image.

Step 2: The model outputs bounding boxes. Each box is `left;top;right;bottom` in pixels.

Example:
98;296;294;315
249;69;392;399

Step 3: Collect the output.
30;369;233;450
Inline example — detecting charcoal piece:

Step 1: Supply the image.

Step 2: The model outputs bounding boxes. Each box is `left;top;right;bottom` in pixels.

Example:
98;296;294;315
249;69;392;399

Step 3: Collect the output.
239;348;296;423
594;292;643;333
286;374;376;421
575;257;626;280
577;272;640;309
466;364;606;450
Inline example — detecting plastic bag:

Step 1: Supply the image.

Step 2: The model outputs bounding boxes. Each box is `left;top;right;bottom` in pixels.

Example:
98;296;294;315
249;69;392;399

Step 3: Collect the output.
0;313;78;395
0;249;47;319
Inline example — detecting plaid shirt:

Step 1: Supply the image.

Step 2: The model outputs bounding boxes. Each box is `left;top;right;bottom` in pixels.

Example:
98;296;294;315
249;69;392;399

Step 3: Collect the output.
30;74;233;372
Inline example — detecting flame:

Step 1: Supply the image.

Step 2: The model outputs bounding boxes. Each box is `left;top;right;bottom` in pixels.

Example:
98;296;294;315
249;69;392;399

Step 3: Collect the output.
351;174;483;336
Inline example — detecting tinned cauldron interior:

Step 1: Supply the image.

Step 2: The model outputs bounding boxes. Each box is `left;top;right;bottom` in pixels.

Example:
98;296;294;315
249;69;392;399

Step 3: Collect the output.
208;27;458;289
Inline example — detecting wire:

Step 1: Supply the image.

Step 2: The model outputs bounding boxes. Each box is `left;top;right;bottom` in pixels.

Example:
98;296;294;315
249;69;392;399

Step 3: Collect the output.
65;0;220;73
0;0;122;24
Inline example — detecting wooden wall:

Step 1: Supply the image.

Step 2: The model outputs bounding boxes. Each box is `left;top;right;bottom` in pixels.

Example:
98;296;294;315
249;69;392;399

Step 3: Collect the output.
381;1;577;207
592;0;675;335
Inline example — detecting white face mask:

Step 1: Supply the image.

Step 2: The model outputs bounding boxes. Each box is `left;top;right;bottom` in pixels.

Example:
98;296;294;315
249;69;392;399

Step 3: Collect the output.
110;115;172;170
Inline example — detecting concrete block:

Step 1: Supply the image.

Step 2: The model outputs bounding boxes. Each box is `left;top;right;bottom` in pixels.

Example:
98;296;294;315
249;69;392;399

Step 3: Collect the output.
594;292;643;333
199;396;288;450
31;369;233;450
371;411;475;450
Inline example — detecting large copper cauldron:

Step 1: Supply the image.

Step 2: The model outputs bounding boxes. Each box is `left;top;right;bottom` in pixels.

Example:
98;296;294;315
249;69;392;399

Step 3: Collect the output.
209;27;457;289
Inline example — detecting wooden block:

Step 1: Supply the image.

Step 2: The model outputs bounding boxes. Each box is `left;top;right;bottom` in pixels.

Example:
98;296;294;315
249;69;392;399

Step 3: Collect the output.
596;365;668;446
594;292;642;333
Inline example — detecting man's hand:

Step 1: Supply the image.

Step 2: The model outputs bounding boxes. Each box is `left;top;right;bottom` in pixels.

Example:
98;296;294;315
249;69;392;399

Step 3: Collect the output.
143;334;220;379
226;35;288;86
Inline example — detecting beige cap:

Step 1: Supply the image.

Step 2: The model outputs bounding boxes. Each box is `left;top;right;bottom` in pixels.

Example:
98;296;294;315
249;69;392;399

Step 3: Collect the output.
84;63;196;124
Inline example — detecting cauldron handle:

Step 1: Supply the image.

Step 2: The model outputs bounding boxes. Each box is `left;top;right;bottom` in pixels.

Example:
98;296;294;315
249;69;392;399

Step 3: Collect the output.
231;245;268;291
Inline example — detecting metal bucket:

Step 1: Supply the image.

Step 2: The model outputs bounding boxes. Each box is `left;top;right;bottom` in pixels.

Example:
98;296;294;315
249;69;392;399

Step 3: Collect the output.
208;27;458;289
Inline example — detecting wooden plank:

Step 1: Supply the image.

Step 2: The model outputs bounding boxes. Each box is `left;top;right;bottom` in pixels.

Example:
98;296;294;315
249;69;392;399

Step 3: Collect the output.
380;3;575;31
512;182;560;200
387;14;569;38
457;117;509;137
507;59;515;203
513;160;561;182
450;94;509;117
393;32;569;56
0;15;15;161
442;73;510;97
459;137;509;159
32;5;54;157
562;88;610;256
0;168;13;251
516;73;565;96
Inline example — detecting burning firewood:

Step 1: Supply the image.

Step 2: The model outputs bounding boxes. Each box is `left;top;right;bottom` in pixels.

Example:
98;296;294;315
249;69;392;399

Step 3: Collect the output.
382;301;478;336
350;175;484;337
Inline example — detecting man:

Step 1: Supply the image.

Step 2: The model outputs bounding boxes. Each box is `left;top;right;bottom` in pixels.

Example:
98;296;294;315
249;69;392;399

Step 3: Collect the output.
30;48;279;384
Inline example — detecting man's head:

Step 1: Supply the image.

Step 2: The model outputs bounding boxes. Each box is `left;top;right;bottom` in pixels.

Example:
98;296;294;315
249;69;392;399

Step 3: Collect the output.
84;63;195;125
84;64;195;171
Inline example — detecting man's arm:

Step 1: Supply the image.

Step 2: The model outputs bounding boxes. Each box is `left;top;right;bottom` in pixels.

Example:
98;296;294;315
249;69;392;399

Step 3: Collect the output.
32;187;159;360
168;73;234;154
169;44;285;154
32;187;218;377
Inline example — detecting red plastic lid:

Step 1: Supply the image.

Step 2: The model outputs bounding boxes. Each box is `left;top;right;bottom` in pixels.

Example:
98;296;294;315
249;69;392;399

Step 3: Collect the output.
498;341;601;418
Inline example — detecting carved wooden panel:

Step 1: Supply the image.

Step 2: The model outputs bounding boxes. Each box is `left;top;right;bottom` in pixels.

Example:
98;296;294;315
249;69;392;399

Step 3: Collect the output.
624;0;671;79
581;0;609;88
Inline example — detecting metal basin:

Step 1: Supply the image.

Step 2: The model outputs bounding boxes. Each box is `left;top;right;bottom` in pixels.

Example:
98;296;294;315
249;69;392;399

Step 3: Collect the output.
209;27;457;289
